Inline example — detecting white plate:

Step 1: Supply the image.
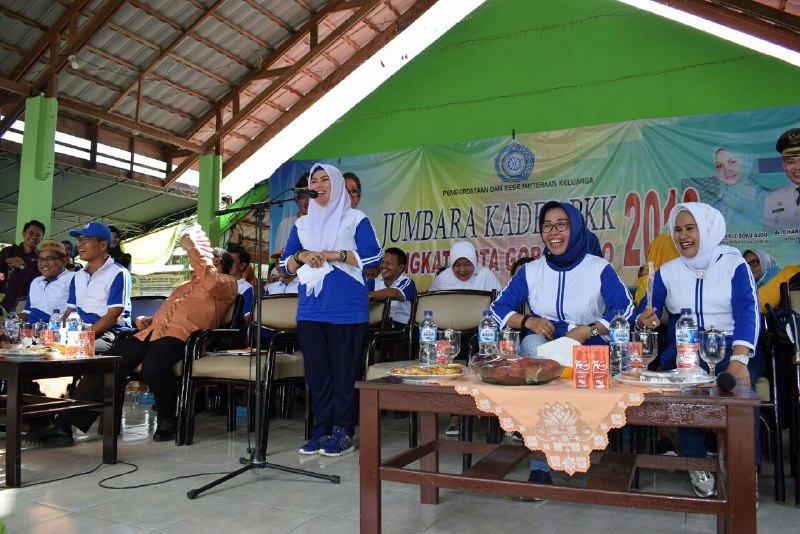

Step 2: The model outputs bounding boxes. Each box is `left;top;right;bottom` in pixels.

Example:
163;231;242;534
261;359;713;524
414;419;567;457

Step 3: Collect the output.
614;371;714;389
0;347;54;360
386;365;469;382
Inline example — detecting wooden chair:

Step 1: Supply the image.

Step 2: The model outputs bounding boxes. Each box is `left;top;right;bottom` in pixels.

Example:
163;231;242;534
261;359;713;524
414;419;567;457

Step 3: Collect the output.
178;294;304;446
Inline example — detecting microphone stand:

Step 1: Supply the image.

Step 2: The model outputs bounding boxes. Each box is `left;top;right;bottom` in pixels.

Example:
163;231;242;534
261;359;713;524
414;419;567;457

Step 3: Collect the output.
187;195;339;500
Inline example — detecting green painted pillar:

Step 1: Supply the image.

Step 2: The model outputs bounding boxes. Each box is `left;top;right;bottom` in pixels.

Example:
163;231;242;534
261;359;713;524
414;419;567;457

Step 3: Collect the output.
198;154;222;245
17;96;58;241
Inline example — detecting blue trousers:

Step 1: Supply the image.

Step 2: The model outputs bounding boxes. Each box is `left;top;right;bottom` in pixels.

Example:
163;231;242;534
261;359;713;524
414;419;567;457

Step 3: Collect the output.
297;321;366;439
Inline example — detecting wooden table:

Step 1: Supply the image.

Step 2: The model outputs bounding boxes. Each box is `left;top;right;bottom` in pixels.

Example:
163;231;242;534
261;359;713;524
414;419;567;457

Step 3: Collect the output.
357;377;760;534
0;355;121;487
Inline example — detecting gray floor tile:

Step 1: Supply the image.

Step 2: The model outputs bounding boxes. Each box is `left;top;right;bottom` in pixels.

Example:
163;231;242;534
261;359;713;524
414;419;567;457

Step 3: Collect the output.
2;404;799;533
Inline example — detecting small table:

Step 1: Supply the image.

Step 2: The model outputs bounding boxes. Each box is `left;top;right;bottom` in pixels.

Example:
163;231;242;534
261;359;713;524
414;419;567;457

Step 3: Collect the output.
357;377;760;534
0;355;121;487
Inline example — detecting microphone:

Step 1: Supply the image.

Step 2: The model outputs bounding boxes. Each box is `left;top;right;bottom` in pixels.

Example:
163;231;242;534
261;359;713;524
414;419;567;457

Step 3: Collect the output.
716;371;736;392
292;187;318;198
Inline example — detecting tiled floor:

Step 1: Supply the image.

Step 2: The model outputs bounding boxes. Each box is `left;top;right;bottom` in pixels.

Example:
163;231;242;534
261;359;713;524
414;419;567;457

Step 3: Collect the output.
1;402;798;533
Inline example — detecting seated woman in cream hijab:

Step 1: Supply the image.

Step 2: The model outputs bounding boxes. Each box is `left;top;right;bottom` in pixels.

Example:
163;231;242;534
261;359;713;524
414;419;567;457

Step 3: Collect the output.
429;241;501;436
429;241;502;293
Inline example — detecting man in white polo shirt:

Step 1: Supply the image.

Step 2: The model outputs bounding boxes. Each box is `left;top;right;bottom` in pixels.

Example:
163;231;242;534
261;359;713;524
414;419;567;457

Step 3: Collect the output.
368;247;416;330
64;222;132;353
21;240;75;324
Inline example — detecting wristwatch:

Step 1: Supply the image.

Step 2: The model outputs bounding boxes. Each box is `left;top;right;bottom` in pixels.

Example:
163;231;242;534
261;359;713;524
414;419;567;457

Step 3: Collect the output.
586;323;600;337
729;355;750;366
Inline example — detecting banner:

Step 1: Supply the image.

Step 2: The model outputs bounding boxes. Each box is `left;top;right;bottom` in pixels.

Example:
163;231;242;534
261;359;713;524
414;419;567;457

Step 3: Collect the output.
269;105;800;289
131;272;189;297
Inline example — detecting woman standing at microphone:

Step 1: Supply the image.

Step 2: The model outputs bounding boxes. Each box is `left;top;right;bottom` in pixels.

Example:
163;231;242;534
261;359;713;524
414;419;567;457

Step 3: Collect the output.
636;202;761;499
281;163;382;457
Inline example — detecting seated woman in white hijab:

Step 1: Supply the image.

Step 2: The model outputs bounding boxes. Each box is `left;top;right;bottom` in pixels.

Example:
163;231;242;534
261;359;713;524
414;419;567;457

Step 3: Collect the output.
637;202;761;499
429;241;502;293
281;163;382;457
742;248;781;288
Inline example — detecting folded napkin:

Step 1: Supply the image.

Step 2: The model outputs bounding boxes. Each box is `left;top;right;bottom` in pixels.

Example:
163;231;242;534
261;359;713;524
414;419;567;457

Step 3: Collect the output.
536;337;580;367
297;261;333;296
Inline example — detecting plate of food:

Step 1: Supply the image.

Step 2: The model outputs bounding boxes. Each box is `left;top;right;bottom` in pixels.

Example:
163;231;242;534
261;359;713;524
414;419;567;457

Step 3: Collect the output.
386;363;468;382
470;354;564;386
0;346;55;360
614;370;715;389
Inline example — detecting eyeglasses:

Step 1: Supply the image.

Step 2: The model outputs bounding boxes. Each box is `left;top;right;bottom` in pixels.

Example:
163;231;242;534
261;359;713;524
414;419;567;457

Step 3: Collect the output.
76;236;99;244
37;256;62;263
541;221;570;233
347;188;361;197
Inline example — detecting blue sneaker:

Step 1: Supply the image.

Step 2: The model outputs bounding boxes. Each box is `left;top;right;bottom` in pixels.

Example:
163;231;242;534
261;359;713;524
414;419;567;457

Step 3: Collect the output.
320;426;355;457
298;435;329;455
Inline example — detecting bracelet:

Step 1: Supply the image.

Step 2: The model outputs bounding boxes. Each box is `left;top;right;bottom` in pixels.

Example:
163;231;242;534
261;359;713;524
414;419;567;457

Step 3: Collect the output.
521;314;532;331
338;250;347;263
729;354;750;366
293;250;305;266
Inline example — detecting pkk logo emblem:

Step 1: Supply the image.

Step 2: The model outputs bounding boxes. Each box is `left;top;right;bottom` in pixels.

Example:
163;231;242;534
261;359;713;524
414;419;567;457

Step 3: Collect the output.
494;142;535;183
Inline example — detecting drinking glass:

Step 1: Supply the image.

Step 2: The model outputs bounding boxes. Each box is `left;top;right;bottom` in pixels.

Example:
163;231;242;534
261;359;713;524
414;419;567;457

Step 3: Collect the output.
497;328;519;358
635;331;658;370
4;316;20;344
20;323;34;347
698;330;726;378
437;329;461;364
33;321;48;345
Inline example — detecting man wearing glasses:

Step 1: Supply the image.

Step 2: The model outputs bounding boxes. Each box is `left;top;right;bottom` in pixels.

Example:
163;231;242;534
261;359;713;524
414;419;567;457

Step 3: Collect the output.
20;240;74;323
0;219;45;311
64;222;132;353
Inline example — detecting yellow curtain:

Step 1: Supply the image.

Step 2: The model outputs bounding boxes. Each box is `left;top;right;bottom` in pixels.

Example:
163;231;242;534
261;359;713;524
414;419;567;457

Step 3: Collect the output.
123;225;180;275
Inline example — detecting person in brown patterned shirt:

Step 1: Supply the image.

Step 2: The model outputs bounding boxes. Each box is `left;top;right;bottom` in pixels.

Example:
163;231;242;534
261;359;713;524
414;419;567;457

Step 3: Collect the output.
26;226;238;446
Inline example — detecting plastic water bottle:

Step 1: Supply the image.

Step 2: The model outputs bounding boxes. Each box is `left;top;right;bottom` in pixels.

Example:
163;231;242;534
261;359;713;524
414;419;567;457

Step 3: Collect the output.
419;310;437;365
65;310;82;356
676;308;699;372
478;310;498;355
609;310;631;376
50;309;62;344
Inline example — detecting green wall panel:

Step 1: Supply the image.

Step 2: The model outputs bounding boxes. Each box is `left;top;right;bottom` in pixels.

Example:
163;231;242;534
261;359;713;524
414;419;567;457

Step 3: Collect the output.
295;0;800;160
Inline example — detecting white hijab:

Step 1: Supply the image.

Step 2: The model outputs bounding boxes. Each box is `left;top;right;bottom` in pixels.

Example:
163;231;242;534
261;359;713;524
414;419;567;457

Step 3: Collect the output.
432;241;500;291
296;163;351;296
298;163;349;251
668;202;741;274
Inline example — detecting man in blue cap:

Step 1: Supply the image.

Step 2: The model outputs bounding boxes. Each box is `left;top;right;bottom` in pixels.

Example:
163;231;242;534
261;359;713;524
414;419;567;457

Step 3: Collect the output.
64;221;132;353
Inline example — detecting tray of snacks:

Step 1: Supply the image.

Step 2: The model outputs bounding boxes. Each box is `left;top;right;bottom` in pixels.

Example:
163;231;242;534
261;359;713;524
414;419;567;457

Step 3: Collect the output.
615;369;714;389
386;363;468;382
470;354;563;386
